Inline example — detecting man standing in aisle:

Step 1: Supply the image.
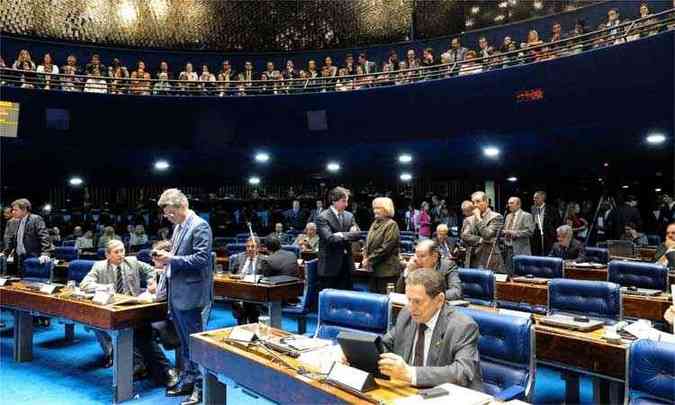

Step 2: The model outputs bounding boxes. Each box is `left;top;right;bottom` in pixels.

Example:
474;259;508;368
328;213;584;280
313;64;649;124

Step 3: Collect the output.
2;198;52;275
530;191;560;256
155;189;213;405
502;196;535;274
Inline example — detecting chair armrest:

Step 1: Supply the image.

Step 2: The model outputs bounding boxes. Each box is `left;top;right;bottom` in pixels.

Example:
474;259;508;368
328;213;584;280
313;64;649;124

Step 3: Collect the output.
494;385;526;401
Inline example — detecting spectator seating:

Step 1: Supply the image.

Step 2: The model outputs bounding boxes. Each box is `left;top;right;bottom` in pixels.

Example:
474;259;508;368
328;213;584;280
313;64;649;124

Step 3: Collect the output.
54;246;79;261
282;259;319;334
608;261;668;291
96;248;106;260
62;240;76;247
548;279;622;324
458;268;496;306
646;234;661;246
136;249;153;265
314;289;390;341
66;260;96;283
626;339;675;405
400;240;415;254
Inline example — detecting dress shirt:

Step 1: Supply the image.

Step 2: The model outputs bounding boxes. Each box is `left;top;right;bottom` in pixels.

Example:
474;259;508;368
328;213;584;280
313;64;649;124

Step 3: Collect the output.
242;257;257;275
410;308;441;386
16;216;27;255
167;211;194;278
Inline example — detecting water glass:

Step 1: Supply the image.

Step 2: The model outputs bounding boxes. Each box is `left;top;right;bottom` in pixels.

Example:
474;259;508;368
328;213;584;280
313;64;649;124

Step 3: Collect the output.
386;283;396;295
257;315;271;340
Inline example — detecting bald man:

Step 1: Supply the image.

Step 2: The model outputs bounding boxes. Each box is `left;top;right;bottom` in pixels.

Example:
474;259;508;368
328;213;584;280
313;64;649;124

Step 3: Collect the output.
502;197;535;274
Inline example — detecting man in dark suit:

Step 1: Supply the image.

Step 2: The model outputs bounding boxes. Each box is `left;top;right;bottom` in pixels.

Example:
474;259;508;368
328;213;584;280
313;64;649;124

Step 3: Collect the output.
307;200;324;225
316;186;361;291
380;268;482;389
549;225;584;261
2;198;52;275
284;200;306;231
154;189;213;405
229;237;263;324
259;236;298;277
530;191;561;256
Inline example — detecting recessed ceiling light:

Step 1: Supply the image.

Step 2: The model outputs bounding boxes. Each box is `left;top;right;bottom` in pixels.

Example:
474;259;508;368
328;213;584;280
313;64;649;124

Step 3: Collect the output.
533;1;543;10
655;188;662;192
498;1;508;8
44;204;52;212
400;173;413;181
326;162;341;172
646;134;666;144
494;14;505;21
398;154;413;164
154;160;170;170
254;152;270;162
483;146;500;158
622;185;629;189
507;176;518;182
603;162;609;167
471;6;480;14
248;176;261;185
69;177;83;186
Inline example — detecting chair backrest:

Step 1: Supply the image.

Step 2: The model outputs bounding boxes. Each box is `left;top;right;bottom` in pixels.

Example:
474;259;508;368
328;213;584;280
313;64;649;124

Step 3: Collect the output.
645;234;661;246
400;240;415;254
62;239;76;247
548;279;622;323
54;246;79;261
608;261;668;291
458;268;496;306
226;243;247;255
400;231;416;237
583;247;609;264
67;260;96;283
400;234;416;242
136;248;153;264
235;233;250;244
281;245;300;258
96;248;106;260
296;259;319;313
607;240;635;258
458;307;534;400
22;258;54;281
513;255;563;279
315;289;390;341
627;339;675;405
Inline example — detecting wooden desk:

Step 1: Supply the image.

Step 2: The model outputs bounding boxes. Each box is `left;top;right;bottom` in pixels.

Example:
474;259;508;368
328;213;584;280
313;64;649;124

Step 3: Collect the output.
637;247;657;261
190;326;417;405
495;281;672;322
213;275;303;328
564;263;609;282
0;284;167;403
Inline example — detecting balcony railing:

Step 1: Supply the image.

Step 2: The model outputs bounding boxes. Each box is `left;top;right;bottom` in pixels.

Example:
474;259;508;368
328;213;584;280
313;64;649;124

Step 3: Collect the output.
1;9;672;97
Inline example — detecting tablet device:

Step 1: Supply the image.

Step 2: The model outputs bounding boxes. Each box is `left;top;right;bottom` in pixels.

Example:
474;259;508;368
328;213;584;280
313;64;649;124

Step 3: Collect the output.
337;331;386;378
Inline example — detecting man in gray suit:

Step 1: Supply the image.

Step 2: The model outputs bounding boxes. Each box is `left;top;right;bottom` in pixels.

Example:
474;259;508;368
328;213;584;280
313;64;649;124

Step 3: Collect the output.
462;191;505;273
396;239;462;301
2;198;52;274
229;236;264;324
80;240;176;388
502;197;535;275
380;268;482;390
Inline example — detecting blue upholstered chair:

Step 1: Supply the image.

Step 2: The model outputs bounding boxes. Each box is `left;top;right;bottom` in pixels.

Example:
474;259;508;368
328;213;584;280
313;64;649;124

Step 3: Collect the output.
136;249;153;265
513;255;564;278
548;279;622;324
283;259;319;334
54;246;79;261
608;261;668;291
235;233;250;244
645;234;661;247
314;289;390;341
281;245;300;258
626;339;675;405
400;240;415;254
584;247;609;264
62;239;76;247
22;258;54;281
226;243;247;256
96;248;106;260
458;268;496;306
458;307;534;401
66;260;96;283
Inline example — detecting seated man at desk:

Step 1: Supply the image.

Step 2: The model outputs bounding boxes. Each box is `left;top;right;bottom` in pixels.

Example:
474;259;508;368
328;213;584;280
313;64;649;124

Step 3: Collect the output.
396;239;462;301
293;222;319;253
433;224;454;259
259;236;299;277
79;240;176;388
229;236;264;324
380;268;483;389
655;222;675;270
549;225;584;261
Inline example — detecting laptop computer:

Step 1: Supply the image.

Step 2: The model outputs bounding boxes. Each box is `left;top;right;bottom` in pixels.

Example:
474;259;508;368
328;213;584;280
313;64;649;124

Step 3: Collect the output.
620;286;662;297
540;314;604;332
258;275;300;285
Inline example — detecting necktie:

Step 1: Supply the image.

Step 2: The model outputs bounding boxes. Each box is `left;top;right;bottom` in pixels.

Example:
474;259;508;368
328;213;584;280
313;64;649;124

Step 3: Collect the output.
245;258;255;275
338;213;344;229
115;266;124;294
16;217;27;255
506;212;516;231
413;323;427;367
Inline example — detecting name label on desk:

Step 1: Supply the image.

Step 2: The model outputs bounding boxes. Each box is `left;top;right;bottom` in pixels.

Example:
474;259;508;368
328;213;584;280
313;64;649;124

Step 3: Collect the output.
0;277;13;286
228;327;256;345
495;274;508;282
40;284;62;294
92;291;114;305
326;362;376;393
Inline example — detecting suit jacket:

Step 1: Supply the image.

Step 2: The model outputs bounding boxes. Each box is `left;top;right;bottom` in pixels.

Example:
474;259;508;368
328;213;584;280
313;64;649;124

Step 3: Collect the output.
284;208;307;230
168;212;213;311
462;210;504;272
383;304;483;390
530;204;561;254
396;258;462;301
504;209;535;256
80;257;155;296
259;249;298;277
3;214;52;257
308;208;323;225
549;239;584;261
364;218;400;278
316;208;360;277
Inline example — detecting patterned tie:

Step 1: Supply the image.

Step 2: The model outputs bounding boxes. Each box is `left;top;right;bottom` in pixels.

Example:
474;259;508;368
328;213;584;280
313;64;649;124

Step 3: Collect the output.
16;217;27;255
413;323;427;367
115;266;124;294
506;211;516;231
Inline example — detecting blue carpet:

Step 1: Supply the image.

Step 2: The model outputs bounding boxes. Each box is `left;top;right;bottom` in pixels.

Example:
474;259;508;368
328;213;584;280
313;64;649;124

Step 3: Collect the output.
1;303;597;404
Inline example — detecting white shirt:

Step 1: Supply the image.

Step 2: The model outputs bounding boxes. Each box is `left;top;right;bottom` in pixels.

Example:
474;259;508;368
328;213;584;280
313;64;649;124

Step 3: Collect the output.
242;256;258;275
330;206;346;238
410;307;441;386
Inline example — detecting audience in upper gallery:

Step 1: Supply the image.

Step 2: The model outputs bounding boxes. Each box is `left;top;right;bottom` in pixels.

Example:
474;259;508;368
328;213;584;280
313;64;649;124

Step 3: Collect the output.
362;197;401;294
36;53;58;89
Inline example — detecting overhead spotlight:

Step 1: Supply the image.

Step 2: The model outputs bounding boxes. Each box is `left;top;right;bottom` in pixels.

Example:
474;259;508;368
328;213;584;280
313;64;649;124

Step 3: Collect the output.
43;204;52;212
509;0;518;5
498;1;508;8
254;152;270;162
154;160;170;171
400;173;413;182
621;185;629;189
533;1;543;10
248;176;261;185
398;154;413;164
326;162;341;173
483;146;500;158
69;177;83;186
465;19;474;27
598;177;604;182
646;133;666;144
471;6;480;14
655;188;662;192
603;162;609;167
507;176;518;182
494;14;506;22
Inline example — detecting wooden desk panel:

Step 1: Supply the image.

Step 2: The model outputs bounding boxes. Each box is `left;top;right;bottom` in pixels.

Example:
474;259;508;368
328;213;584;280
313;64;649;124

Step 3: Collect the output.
213;276;303;303
496;281;549;306
564;265;608;282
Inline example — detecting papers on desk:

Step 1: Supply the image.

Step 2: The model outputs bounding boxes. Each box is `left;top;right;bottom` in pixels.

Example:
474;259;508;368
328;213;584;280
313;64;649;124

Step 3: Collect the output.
389;292;408;306
624;320;675;344
498;308;533;319
243;274;262;283
393;383;493;405
297;344;344;374
571;262;605;268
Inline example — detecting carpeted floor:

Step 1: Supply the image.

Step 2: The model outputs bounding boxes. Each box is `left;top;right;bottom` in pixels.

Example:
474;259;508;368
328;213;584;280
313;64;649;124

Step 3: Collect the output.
0;302;595;404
